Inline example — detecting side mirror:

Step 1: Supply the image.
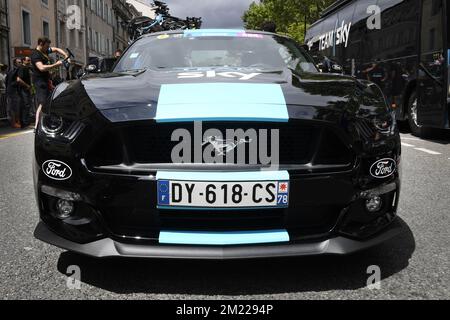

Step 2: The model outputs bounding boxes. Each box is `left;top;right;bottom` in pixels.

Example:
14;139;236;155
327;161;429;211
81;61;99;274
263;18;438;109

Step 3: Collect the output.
316;62;325;72
331;64;343;73
76;69;85;79
86;64;97;73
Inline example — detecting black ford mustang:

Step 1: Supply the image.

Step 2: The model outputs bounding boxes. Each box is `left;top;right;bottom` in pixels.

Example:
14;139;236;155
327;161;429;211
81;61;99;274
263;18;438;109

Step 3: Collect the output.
33;30;402;259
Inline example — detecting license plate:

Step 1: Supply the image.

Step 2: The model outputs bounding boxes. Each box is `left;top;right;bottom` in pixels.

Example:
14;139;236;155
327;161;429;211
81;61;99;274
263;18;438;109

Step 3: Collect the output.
157;180;289;209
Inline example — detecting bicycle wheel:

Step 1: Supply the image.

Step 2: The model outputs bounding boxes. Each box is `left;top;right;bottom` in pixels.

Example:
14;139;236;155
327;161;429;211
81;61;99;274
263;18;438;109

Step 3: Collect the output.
162;18;188;30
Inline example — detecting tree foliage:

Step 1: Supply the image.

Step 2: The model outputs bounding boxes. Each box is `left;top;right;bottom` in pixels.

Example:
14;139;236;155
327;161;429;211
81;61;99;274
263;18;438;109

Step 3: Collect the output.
242;0;335;42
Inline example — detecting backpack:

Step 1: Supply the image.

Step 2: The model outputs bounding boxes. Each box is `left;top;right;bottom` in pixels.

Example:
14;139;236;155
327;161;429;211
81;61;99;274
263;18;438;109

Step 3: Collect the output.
5;67;20;95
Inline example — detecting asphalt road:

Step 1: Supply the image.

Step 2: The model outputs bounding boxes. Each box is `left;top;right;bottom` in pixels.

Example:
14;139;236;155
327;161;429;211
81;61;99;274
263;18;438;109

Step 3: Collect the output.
0;124;449;300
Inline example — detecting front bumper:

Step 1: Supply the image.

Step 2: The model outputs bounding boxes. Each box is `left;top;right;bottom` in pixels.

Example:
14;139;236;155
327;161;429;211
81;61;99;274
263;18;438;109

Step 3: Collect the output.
34;219;404;259
34;115;402;259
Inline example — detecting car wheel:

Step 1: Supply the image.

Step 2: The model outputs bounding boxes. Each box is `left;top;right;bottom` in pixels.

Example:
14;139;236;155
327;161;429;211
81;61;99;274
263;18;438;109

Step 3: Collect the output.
407;92;430;138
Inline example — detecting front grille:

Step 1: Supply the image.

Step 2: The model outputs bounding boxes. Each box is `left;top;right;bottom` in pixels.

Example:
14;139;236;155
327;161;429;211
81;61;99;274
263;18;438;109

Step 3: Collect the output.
86;121;354;168
126;122;317;165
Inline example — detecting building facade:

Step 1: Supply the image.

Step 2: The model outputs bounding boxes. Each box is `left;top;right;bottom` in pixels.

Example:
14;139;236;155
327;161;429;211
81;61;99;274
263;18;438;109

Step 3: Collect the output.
113;0;140;52
126;0;155;19
55;0;87;78
6;0;142;71
0;0;9;65
8;0;57;60
86;0;114;59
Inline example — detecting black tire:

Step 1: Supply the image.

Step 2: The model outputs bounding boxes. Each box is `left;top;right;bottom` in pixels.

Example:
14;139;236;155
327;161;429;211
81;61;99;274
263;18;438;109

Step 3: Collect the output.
162;18;187;30
407;92;431;138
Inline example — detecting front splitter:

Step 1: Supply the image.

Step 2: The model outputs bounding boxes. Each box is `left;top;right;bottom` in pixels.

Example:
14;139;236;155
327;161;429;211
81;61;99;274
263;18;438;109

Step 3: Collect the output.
34;220;404;260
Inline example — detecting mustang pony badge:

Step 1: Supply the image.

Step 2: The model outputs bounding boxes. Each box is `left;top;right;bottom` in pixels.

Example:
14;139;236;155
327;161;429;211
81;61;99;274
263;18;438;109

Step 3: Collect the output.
202;136;252;156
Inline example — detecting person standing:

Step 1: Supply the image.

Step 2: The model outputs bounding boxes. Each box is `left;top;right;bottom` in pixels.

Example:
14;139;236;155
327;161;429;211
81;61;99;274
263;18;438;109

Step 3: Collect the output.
5;58;23;128
31;37;70;125
114;49;123;60
17;57;33;128
0;64;7;121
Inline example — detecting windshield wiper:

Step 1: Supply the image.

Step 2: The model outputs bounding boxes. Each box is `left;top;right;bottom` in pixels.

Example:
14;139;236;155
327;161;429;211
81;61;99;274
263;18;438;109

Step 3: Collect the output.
116;68;148;76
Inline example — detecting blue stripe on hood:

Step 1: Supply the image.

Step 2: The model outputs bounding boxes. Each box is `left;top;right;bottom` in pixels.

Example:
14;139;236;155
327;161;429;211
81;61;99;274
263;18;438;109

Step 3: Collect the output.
155;83;288;123
183;29;245;37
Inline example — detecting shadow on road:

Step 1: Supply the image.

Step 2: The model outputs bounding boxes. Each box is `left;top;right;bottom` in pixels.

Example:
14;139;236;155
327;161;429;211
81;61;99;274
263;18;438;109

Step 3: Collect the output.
56;219;415;296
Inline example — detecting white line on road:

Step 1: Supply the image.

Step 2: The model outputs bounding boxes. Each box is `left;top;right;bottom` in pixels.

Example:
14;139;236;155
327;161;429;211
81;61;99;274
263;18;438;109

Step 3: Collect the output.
401;137;421;141
0;130;33;141
401;143;416;147
414;148;442;155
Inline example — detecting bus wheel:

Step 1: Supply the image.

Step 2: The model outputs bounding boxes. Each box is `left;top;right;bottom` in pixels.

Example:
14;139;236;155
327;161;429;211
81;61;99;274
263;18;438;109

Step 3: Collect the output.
407;92;430;138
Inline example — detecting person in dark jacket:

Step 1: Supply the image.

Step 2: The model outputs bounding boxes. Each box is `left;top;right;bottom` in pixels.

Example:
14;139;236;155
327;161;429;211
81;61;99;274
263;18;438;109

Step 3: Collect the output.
31;37;69;126
5;58;23;128
17;56;33;128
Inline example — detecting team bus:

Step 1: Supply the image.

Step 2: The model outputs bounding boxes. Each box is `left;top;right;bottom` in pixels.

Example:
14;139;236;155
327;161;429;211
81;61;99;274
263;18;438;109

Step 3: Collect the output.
305;0;449;137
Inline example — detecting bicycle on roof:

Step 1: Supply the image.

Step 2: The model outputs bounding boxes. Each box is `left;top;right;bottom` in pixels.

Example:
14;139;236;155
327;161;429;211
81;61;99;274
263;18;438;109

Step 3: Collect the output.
127;1;202;43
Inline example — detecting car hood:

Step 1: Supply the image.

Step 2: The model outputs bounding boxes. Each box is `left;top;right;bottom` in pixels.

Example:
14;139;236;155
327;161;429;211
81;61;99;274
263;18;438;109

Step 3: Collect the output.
81;68;356;110
50;68;385;123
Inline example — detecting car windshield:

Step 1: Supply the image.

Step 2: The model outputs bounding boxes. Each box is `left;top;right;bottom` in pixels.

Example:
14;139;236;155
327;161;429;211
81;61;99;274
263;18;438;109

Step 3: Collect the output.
114;30;318;73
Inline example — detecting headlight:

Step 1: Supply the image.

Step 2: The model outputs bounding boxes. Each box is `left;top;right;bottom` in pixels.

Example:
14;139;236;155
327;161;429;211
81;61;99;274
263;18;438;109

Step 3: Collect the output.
373;118;391;132
41;114;64;135
38;113;85;140
372;112;396;135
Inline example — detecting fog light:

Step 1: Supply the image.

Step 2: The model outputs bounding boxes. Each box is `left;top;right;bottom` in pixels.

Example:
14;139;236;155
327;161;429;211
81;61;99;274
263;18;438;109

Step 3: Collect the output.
365;196;383;213
56;199;74;219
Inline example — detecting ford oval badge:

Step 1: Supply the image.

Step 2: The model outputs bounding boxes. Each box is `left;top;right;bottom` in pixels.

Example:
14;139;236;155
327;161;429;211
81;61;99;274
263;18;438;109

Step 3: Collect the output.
370;158;396;179
42;160;73;181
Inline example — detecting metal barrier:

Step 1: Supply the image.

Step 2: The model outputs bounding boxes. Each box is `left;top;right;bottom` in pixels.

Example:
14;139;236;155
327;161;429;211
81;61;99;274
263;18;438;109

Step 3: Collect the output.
0;90;7;120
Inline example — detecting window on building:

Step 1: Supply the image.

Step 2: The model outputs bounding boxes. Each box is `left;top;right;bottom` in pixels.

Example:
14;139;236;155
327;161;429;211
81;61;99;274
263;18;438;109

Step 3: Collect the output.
59;21;66;46
95;31;99;52
88;27;92;48
70;29;76;48
22;10;31;46
78;31;83;48
43;20;50;38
